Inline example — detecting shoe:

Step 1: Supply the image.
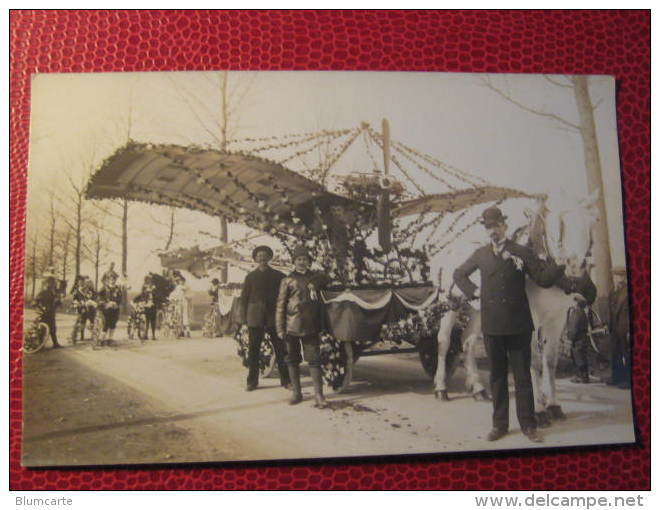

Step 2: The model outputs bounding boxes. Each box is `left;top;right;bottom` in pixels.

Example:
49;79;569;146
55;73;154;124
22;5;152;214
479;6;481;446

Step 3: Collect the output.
289;393;303;405
283;383;292;391
435;390;449;401
309;366;328;409
522;428;544;443
287;365;303;405
246;384;257;392
473;389;489;401
486;428;508;441
571;375;590;384
52;344;62;349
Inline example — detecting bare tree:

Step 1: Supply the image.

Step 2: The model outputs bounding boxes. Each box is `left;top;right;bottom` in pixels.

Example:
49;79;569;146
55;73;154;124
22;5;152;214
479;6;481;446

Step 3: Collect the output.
483;75;614;314
169;71;257;282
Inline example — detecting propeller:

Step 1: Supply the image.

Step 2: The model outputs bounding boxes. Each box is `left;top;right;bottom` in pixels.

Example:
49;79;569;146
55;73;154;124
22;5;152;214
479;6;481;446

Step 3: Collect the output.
377;118;392;253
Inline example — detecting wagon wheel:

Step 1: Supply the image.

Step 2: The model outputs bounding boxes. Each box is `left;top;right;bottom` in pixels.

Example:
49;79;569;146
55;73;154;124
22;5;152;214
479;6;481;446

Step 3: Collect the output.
261;331;277;378
23;321;49;354
418;335;438;379
319;331;349;391
234;325;277;378
418;327;463;380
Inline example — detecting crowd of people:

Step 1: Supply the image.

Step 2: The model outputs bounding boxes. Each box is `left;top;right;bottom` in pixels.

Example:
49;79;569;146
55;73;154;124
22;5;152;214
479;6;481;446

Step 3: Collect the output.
29;205;633;426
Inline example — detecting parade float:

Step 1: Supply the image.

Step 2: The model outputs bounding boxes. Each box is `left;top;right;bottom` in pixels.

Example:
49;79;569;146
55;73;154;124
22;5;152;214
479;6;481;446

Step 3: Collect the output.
85;121;533;389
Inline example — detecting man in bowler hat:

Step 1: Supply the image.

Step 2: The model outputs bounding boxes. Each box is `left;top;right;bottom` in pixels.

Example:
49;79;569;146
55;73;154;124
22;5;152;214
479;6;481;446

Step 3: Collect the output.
454;206;565;443
240;245;290;391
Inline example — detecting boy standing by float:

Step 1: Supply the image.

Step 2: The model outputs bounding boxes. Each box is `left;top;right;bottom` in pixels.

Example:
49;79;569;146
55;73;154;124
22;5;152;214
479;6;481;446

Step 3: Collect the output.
276;245;330;408
240;246;290;391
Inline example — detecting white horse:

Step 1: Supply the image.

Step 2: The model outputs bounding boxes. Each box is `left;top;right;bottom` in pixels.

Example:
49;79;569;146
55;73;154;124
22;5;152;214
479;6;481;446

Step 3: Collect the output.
434;191;599;425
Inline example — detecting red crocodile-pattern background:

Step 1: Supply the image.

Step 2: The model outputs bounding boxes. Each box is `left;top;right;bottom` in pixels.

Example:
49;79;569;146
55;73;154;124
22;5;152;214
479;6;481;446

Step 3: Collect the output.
9;10;650;490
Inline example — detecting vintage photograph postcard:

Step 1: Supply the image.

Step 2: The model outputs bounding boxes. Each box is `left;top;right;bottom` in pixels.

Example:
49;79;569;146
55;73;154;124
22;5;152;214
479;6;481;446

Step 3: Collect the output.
22;71;634;467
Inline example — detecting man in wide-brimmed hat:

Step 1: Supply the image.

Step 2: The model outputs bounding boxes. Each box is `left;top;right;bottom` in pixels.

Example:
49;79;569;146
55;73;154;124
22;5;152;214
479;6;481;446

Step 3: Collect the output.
276;245;330;408
454;205;565;443
240;245;290;391
35;268;62;348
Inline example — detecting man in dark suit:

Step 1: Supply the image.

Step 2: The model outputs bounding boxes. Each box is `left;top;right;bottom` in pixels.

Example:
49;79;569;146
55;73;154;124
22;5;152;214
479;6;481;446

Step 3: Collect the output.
240;246;290;391
608;266;630;389
454;206;565;443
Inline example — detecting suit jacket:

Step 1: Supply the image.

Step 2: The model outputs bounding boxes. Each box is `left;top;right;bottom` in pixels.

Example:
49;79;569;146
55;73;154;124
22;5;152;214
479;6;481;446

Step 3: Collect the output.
453;240;564;336
240;266;286;328
609;284;629;341
276;270;330;338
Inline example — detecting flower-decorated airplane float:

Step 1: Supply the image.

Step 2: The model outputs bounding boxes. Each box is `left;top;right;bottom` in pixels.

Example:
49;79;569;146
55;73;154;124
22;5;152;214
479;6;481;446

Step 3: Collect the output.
85;120;536;390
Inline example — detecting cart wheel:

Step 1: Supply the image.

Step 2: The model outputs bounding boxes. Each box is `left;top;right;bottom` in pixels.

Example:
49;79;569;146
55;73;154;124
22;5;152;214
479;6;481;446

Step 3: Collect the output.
319;331;348;391
261;331;277;378
23;321;49;354
418;335;438;379
234;325;249;368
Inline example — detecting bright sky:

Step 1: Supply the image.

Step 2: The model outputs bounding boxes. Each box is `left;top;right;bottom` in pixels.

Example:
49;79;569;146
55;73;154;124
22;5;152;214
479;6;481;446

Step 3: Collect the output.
26;71;625;290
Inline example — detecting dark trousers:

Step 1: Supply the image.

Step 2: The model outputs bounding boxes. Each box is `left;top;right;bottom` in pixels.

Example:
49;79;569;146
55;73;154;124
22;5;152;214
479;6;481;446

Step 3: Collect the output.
103;308;120;331
144;307;157;338
42;312;60;347
571;334;589;374
247;327;290;387
285;334;321;368
610;333;631;385
484;332;536;431
78;306;96;339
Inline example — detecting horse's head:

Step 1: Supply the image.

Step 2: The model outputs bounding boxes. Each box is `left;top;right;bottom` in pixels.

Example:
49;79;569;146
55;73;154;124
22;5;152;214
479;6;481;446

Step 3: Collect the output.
527;189;599;278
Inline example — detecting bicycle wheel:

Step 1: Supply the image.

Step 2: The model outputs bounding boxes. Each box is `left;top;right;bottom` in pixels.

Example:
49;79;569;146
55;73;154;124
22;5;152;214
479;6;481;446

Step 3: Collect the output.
23;321;49;354
137;316;149;342
127;317;135;340
70;318;81;345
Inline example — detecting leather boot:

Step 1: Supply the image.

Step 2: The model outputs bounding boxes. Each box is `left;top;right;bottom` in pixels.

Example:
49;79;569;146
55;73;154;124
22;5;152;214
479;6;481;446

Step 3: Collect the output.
287;364;303;405
309;366;328;409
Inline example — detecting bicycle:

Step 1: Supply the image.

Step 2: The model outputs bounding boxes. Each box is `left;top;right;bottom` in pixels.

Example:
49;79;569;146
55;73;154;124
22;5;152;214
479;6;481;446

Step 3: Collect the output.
70;300;100;345
23;311;50;354
161;302;184;339
127;302;149;342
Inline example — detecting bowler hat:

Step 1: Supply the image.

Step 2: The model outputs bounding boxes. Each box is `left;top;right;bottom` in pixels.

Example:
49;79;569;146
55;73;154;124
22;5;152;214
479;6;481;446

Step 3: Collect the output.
480;206;507;228
292;245;312;261
252;245;274;261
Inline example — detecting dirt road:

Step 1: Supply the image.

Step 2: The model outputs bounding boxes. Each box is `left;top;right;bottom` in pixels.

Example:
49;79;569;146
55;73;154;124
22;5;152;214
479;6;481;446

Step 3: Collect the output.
21;311;636;467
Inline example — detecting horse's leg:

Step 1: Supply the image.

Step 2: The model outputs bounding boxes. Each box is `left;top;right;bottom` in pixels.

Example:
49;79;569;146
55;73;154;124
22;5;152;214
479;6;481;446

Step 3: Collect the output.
544;322;566;421
339;342;354;393
463;315;486;400
434;309;455;399
530;329;551;427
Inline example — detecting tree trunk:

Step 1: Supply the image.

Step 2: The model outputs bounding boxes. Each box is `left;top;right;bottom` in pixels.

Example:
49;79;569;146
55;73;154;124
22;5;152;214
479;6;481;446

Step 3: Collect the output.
219;71;229;283
164;207;175;251
75;197;82;278
121;199;128;313
94;231;101;290
572;75;613;319
30;239;37;301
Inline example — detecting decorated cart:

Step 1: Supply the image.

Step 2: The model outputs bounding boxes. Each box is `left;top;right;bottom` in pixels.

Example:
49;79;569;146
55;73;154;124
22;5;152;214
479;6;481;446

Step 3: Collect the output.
84;120;532;387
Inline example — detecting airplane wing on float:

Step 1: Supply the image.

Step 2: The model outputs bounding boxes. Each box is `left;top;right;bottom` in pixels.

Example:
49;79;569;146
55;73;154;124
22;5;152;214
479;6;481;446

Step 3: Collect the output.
85;142;368;238
158;244;289;278
393;186;535;218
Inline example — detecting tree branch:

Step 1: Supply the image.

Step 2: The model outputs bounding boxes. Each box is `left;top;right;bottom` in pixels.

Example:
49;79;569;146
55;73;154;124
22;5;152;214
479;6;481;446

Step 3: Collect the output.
482;77;580;131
